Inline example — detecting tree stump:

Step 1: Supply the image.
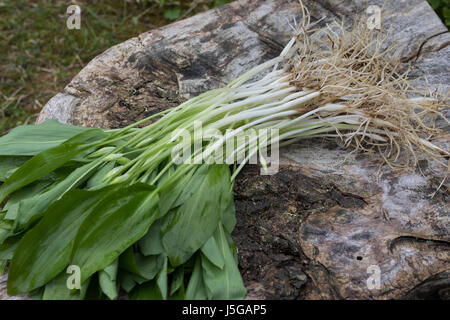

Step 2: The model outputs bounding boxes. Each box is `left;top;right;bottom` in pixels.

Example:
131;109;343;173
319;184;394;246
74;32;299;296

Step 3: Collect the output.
2;0;449;300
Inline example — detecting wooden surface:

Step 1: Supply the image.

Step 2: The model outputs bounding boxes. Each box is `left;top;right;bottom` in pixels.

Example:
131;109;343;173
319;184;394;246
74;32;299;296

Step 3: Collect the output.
2;0;449;299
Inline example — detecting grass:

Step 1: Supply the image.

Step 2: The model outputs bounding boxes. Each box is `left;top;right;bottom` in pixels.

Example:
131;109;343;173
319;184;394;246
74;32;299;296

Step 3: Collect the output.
0;0;233;134
0;0;446;135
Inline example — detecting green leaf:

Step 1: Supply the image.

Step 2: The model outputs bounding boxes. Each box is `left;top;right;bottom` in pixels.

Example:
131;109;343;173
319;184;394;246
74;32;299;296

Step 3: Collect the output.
7;186;116;294
129;279;161;300
99;259;119;300
0;235;21;273
86;161;115;189
158;165;198;215
119;271;148;293
0;128;108;203
0;261;6;275
222;197;237;234
201;235;225;269
3;178;54;218
42;271;91;300
138;218;165;256
169;267;184;296
185;254;207;300
12;160;103;232
0;235;21;260
156;256;168;300
161;164;232;266
201;225;246;300
119;247;164;280
129;256;167;300
0;120;92;156
71;184;159;284
0;156;29;182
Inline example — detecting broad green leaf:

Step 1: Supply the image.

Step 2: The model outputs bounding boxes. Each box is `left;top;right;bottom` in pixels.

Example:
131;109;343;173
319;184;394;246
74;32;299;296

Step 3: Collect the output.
171;165;210;208
5;161;100;233
201;225;246;300
11;159;103;233
0;156;29;181
7;187;115;294
129;256;168;300
222;197;237;234
0;128;108;203
201;235;225;269
99;259;119;300
185;254;207;300
170;284;185;300
157;164;197;215
71;184;159;284
138;218;165;256
161;164;232;266
119;271;148;293
157;256;168;300
42;271;91;300
170;267;184;296
0;120;92;156
119;247;164;280
0;261;6;275
85;161;115;189
0;234;21;260
0;235;21;274
129;279;162;300
3;178;54;214
0;228;11;245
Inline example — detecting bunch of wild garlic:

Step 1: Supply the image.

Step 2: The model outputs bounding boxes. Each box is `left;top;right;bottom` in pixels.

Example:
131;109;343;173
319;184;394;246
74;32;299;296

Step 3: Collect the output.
0;8;448;299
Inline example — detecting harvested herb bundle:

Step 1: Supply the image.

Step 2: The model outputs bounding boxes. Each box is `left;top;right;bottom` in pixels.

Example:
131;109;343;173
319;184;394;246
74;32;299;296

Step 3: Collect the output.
0;8;448;299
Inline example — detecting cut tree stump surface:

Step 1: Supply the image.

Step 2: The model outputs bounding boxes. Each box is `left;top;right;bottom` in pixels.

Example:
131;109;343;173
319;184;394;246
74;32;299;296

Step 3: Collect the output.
2;0;449;300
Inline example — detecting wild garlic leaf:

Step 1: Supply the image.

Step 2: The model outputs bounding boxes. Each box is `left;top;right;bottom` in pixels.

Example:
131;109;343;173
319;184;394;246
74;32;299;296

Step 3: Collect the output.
0;128;108;203
128;256;167;300
157;164;198;215
138;218;165;256
0;234;21;268
119;270;147;293
161;164;232;267
0;120;93;156
0;156;30;182
185;254;208;300
98;259;119;300
200;224;246;300
12;159;103;233
129;279;162;300
0;236;20;258
70;184;159;284
222;197;237;234
169;266;184;296
42;270;91;300
201;234;225;269
156;256;168;300
119;246;164;280
7;186;116;294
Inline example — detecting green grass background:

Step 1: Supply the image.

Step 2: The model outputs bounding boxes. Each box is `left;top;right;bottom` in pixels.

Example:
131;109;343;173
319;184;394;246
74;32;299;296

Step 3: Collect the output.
0;0;232;134
0;0;447;134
